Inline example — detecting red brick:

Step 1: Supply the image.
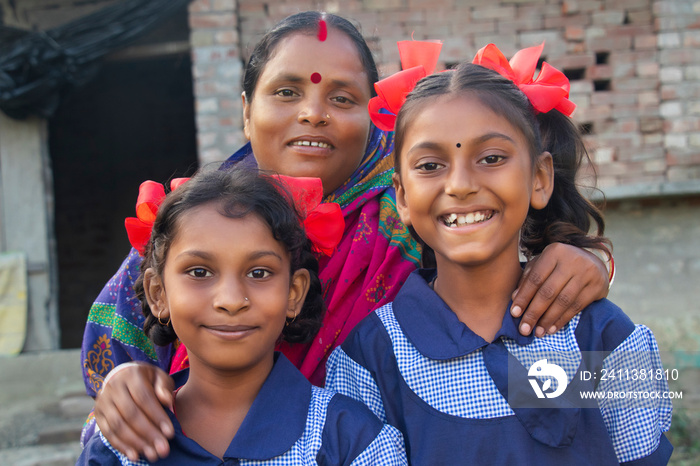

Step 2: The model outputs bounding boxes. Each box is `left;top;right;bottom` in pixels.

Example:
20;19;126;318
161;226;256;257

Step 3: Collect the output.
606;25;654;37
190;13;236;29
613;78;658;92
634;35;657;50
212;0;236;11
591;11;625;26
565;25;586;41
215;30;239;45
626;10;653;25
667;151;700;166
471;5;516;20
551;54;595;69
659;49;700;66
664;117;700;133
587;64;613;79
189;0;212;13
640;117;664;133
587;35;632;51
545;14;592;29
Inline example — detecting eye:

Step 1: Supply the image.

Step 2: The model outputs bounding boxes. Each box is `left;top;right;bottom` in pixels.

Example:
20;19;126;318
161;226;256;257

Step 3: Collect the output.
331;95;355;106
247;269;271;279
416;161;442;172
479;154;505;164
275;88;297;98
187;268;211;278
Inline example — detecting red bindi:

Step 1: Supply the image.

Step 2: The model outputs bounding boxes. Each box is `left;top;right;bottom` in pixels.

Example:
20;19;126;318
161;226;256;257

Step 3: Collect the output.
318;19;328;41
310;72;322;84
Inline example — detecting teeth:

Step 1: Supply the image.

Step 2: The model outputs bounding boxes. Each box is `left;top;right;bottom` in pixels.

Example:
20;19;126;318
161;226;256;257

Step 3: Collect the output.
442;211;493;227
291;140;331;149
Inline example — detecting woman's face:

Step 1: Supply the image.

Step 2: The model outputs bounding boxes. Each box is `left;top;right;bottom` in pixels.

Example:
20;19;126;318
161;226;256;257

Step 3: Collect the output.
243;29;373;195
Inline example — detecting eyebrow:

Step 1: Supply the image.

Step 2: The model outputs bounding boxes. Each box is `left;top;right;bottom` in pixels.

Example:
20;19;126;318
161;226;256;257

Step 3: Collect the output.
273;73;361;90
175;250;283;262
407;132;517;155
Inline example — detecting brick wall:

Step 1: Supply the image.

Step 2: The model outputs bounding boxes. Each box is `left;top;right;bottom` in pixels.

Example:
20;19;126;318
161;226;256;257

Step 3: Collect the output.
188;0;700;194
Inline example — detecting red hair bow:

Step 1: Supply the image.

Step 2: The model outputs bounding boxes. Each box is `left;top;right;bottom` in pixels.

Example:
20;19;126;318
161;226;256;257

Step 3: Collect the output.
125;178;189;256
369;39;443;131
472;43;576;117
274;175;344;256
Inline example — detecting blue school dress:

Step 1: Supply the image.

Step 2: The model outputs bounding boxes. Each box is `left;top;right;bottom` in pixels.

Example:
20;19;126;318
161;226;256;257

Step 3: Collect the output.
326;269;673;465
78;354;407;465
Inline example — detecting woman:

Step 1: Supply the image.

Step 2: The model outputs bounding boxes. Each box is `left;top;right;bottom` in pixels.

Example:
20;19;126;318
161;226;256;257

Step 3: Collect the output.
81;11;611;462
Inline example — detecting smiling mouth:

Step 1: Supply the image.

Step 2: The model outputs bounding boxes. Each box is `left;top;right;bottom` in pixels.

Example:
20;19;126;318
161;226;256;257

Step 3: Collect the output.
289;140;333;149
441;211;495;227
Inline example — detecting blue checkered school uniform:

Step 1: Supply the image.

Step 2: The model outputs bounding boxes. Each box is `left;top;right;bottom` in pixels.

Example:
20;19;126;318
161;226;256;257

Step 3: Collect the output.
78;354;407;465
326;269;673;465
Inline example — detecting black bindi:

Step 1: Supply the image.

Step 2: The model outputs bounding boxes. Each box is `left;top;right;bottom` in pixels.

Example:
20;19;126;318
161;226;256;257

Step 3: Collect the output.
456;143;462;148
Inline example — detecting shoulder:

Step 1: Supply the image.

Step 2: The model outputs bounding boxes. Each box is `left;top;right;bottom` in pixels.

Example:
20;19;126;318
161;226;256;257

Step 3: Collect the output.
340;303;394;363
574;298;636;352
316;389;402;465
77;432;144;466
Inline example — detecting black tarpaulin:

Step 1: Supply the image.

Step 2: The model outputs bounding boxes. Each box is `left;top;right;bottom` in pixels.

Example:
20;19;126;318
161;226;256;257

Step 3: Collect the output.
0;0;192;119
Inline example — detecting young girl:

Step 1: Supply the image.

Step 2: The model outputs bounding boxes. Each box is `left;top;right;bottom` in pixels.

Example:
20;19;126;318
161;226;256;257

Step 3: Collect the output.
326;44;673;464
79;167;407;464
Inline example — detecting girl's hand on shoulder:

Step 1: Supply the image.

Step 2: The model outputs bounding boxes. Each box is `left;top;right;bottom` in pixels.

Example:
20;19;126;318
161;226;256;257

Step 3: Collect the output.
510;243;609;337
94;361;175;462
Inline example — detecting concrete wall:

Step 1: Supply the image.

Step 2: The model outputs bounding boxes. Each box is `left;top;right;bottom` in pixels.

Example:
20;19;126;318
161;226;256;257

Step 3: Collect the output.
0;113;59;351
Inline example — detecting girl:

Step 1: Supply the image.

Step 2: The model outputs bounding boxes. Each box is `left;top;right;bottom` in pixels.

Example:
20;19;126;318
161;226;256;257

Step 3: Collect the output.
325;44;672;464
82;11;613;460
79;167;407;464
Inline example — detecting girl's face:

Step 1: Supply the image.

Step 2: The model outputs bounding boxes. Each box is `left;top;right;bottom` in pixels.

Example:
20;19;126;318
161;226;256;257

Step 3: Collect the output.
145;205;309;374
243;29;372;196
394;94;553;269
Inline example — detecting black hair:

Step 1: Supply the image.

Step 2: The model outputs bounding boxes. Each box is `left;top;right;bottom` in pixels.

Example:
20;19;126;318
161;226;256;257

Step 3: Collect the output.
242;11;379;103
393;62;610;263
135;167;325;346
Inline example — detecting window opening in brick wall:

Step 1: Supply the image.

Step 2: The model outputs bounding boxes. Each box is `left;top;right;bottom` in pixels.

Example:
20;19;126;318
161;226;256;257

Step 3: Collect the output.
595;51;610;65
579;122;594;135
594;79;611;91
564;67;585;81
623;12;631;24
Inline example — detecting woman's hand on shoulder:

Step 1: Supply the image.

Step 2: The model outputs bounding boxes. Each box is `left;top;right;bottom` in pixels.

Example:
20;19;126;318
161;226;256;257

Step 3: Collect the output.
94;361;175;462
510;242;609;337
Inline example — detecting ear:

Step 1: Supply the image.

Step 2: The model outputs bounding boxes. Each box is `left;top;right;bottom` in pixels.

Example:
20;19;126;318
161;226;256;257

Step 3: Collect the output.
287;268;310;320
392;172;412;227
242;92;252;141
531;151;554;210
144;268;169;320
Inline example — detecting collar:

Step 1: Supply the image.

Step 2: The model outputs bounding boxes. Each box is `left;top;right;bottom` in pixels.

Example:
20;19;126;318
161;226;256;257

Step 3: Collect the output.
170;353;311;460
393;269;534;360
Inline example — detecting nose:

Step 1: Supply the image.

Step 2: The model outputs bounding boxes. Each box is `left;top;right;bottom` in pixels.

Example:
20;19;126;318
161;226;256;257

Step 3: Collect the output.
212;276;249;314
444;164;477;199
297;94;329;127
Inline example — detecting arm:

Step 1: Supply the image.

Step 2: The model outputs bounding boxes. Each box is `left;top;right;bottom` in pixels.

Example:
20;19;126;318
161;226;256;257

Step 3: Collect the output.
597;325;673;464
511;243;611;337
318;392;406;466
92;361;176;463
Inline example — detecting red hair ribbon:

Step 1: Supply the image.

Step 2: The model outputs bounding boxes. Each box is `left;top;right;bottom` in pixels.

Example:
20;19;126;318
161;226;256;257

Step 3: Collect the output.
472;43;576;117
125;178;189;256
273;175;344;256
369;39;443;131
